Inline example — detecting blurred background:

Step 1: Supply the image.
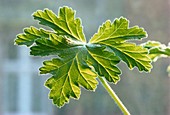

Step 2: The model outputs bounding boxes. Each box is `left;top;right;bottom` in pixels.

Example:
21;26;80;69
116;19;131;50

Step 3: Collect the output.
0;0;170;115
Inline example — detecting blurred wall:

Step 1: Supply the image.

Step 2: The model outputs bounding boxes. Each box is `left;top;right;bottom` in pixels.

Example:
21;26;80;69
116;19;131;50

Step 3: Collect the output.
0;32;3;114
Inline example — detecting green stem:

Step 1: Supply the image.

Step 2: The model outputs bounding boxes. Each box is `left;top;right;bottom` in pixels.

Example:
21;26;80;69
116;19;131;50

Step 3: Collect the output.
98;77;130;115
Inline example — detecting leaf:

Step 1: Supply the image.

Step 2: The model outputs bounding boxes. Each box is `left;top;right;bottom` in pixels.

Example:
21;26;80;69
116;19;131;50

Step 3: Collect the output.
89;17;147;44
86;45;121;83
37;34;98;107
110;42;152;71
14;6;153;107
15;26;51;47
30;34;73;56
167;65;170;77
33;33;122;106
40;43;98;107
90;18;152;72
142;41;170;61
31;33;122;107
33;7;86;42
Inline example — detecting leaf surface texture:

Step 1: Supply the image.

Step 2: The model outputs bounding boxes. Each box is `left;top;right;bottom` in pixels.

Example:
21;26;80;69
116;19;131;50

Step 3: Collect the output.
14;6;152;107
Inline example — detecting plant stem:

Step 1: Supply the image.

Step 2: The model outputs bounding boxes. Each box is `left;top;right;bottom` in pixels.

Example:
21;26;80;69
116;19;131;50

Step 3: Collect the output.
98;77;130;115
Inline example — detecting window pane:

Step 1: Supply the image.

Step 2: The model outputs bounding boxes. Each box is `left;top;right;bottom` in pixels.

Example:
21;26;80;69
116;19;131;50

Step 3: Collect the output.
31;73;43;112
4;73;19;112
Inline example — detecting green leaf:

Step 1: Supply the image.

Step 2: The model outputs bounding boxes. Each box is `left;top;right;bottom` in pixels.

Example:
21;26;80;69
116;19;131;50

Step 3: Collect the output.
142;41;170;61
41;46;98;107
37;34;98;107
90;18;152;72
167;65;170;77
109;42;152;71
33;7;86;42
30;33;122;106
14;6;154;107
89;17;147;44
86;45;121;83
30;34;74;56
15;26;51;47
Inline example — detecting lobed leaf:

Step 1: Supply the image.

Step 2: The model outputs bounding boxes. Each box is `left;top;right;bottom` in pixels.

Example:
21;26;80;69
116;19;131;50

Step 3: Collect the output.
90;17;152;72
142;41;170;61
33;7;86;42
41;48;98;107
107;42;152;72
89;17;147;44
167;65;170;77
14;6;155;107
15;26;51;47
86;45;121;83
30;34;73;56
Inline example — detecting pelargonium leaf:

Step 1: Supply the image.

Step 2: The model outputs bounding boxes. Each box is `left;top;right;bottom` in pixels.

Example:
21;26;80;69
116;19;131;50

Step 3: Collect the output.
33;7;86;42
30;34;74;56
142;41;170;61
86;45;121;83
15;26;51;47
14;6;154;107
41;48;98;107
106;42;152;72
89;17;147;44
90;17;152;72
33;34;99;107
167;65;170;77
